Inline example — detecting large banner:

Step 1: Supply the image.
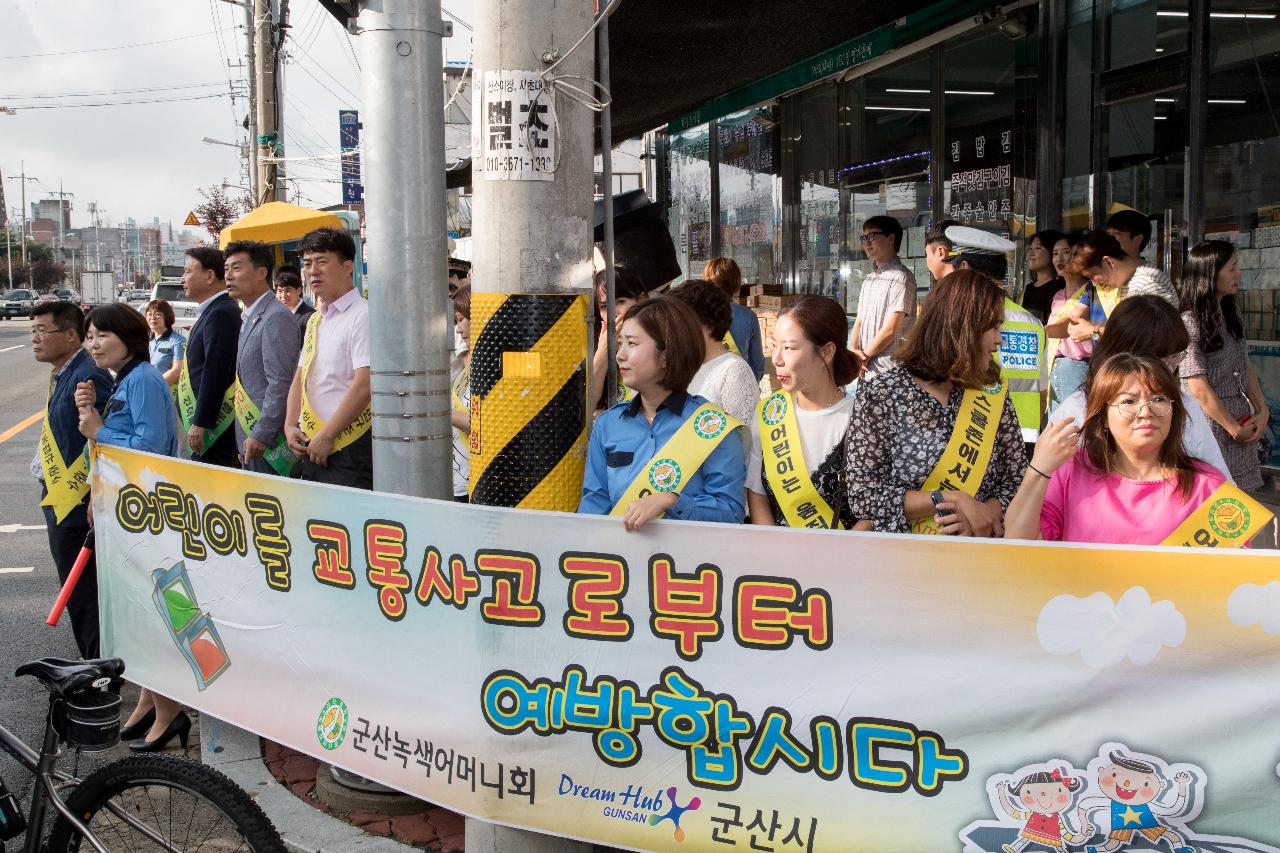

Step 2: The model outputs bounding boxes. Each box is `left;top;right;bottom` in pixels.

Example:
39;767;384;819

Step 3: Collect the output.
93;446;1280;852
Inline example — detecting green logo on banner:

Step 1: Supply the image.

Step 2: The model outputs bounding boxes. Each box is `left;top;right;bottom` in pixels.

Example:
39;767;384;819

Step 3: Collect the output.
693;409;727;439
317;697;349;750
1208;497;1250;539
649;458;682;493
762;394;787;426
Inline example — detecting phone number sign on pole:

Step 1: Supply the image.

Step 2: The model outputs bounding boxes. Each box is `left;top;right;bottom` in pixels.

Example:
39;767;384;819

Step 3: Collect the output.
476;70;555;182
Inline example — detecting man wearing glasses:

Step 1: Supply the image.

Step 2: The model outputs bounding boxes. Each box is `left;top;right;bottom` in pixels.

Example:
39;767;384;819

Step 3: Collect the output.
29;301;112;658
849;216;917;379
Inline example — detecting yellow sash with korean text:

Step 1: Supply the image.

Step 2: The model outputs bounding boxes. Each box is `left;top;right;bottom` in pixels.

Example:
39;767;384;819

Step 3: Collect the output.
1161;481;1274;548
299;311;372;453
910;381;1008;535
723;332;742;357
177;357;236;453
39;375;90;523
232;378;297;476
758;391;843;529
610;403;742;516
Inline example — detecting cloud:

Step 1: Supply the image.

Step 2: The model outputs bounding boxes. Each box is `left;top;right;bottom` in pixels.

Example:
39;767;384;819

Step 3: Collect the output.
1228;582;1280;634
1037;587;1185;668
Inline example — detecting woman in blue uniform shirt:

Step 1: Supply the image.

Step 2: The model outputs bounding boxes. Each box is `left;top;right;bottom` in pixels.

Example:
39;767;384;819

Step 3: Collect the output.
579;297;746;530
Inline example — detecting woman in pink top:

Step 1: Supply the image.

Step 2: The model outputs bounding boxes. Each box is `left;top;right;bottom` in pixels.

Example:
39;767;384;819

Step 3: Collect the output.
1004;353;1226;545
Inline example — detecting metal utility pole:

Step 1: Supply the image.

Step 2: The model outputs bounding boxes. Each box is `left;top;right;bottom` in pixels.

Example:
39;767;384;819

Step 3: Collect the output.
466;0;596;844
358;1;452;491
254;0;280;203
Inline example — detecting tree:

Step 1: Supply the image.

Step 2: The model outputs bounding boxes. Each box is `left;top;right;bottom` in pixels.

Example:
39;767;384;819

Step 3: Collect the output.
1;237;54;264
29;260;66;290
195;181;252;242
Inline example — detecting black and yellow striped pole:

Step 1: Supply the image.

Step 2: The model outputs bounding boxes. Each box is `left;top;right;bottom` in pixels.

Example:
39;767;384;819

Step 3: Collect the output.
468;293;589;510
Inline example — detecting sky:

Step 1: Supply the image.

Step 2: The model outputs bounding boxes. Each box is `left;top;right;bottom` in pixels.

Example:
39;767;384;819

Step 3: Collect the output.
1;0;473;233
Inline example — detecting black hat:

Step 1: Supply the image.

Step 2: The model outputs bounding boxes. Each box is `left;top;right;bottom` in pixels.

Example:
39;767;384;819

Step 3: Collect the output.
593;190;681;291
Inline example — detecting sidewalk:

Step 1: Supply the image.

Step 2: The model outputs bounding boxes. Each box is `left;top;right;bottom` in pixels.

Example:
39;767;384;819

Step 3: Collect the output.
199;715;463;853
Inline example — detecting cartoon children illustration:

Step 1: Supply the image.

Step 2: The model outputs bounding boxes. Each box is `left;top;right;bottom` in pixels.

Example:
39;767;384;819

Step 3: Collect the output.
1075;750;1194;853
995;768;1090;852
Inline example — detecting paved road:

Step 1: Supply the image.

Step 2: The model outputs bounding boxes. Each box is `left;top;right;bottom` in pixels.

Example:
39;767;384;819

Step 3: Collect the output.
0;319;127;844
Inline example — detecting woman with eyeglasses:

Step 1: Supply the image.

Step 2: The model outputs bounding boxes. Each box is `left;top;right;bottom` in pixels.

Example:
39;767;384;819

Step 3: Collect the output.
1178;240;1267;492
144;299;186;386
1004;354;1227;544
1046;294;1230;480
845;270;1026;536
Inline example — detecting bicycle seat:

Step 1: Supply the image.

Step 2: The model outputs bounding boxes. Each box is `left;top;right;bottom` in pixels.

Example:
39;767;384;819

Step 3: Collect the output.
15;657;126;698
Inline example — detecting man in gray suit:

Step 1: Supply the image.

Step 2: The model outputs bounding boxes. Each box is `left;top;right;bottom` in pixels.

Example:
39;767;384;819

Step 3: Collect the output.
225;240;302;475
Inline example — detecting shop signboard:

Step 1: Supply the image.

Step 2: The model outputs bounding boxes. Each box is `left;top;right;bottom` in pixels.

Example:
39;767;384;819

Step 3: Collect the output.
94;446;1280;852
338;110;362;205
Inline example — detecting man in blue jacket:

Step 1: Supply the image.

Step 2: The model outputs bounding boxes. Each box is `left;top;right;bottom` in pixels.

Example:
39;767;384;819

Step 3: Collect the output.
30;302;111;658
179;246;241;467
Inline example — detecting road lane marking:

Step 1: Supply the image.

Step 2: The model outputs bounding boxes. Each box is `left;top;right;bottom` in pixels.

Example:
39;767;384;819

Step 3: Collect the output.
0;410;42;444
0;523;45;533
0;344;24;353
0;567;35;574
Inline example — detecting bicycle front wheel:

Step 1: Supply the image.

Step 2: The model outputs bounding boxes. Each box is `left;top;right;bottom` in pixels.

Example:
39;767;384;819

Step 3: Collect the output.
48;753;285;853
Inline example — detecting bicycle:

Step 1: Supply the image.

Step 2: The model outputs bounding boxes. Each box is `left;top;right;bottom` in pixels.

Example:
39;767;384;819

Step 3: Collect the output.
0;656;285;853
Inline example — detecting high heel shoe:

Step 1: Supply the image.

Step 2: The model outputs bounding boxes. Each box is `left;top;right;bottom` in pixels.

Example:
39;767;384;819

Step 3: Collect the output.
127;711;192;752
118;708;156;740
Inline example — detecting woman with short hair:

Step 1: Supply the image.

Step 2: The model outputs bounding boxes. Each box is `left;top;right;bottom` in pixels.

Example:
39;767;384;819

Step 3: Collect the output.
1005;354;1228;545
669;278;759;425
1178;240;1268;492
703;256;765;381
845;270;1026;535
578;297;746;530
144;299;185;386
1019;230;1065;324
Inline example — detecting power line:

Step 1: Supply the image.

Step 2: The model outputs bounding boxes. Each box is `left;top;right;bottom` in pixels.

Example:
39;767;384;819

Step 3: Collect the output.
288;51;361;107
1;28;238;61
5;93;231;110
0;81;231;99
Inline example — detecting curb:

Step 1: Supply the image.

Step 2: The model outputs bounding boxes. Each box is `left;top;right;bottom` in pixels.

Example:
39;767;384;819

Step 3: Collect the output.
200;715;416;853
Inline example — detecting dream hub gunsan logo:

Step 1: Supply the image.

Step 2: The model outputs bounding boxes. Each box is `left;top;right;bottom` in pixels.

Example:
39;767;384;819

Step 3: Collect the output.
559;775;701;841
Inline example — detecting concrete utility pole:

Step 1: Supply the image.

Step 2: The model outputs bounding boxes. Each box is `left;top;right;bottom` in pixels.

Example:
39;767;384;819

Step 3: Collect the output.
467;0;596;844
244;1;260;206
358;0;452;491
254;0;280;203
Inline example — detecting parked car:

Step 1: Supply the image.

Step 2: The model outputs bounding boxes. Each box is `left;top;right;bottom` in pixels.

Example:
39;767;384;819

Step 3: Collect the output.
150;280;199;332
2;289;37;319
54;288;78;302
37;293;59;304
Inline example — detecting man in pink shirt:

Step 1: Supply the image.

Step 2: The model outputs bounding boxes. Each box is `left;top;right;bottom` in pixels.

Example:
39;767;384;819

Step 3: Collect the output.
284;228;373;489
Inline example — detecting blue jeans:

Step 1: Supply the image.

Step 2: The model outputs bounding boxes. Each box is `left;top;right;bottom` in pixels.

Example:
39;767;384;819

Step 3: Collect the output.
1048;357;1089;417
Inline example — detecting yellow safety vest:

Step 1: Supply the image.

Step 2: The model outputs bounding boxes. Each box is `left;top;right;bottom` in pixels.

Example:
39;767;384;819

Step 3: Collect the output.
299;311;372;453
758;391;844;529
999;298;1045;443
610;403;742;517
1161;482;1274;548
911;381;1009;535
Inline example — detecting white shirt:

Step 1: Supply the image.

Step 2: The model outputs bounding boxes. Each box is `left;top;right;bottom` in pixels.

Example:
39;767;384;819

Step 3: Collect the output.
747;393;855;494
241;291;269;321
688;352;760;426
1048;388;1233;483
195;288;225;318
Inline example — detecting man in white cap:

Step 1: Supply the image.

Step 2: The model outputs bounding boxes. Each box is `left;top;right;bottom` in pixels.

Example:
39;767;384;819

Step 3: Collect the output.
944;225;1046;453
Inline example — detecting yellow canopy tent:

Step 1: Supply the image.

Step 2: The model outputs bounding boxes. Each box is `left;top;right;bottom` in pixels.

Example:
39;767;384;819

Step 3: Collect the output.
218;202;344;249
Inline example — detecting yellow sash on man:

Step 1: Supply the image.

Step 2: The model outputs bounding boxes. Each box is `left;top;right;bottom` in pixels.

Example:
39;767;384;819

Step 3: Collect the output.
299;311;372;453
758;391;843;529
39;375;90;523
1161;482;1275;548
910;381;1009;535
723;332;742;357
177;358;235;454
233;378;297;476
610;403;742;517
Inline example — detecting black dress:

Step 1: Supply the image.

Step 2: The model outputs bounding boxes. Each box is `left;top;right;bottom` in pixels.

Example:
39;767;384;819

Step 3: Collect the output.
1020;277;1065;325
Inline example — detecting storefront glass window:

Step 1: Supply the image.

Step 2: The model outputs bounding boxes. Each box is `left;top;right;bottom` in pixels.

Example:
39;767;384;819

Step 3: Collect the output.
717;106;782;287
1061;0;1097;230
665;124;712;280
943;28;1031;282
1109;0;1189;68
1203;7;1280;350
841;54;932;312
795;85;841;297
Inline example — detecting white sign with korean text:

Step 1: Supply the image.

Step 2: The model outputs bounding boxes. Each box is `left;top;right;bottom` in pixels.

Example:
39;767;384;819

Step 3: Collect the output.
477;69;555;182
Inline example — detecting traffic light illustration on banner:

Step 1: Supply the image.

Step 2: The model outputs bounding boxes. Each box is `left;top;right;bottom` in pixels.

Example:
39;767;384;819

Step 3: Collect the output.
151;561;231;690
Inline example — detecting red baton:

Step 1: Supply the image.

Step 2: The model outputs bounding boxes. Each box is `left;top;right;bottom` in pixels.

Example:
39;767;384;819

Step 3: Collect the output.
46;528;95;627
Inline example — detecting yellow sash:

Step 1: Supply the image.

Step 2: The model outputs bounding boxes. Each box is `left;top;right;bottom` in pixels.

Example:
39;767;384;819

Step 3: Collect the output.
232;378;297;476
910;381;1009;535
451;361;469;444
1161;482;1274;548
610;402;742;517
723;332;742;357
758;392;843;529
39;374;90;523
177;357;235;453
299;311;372;453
